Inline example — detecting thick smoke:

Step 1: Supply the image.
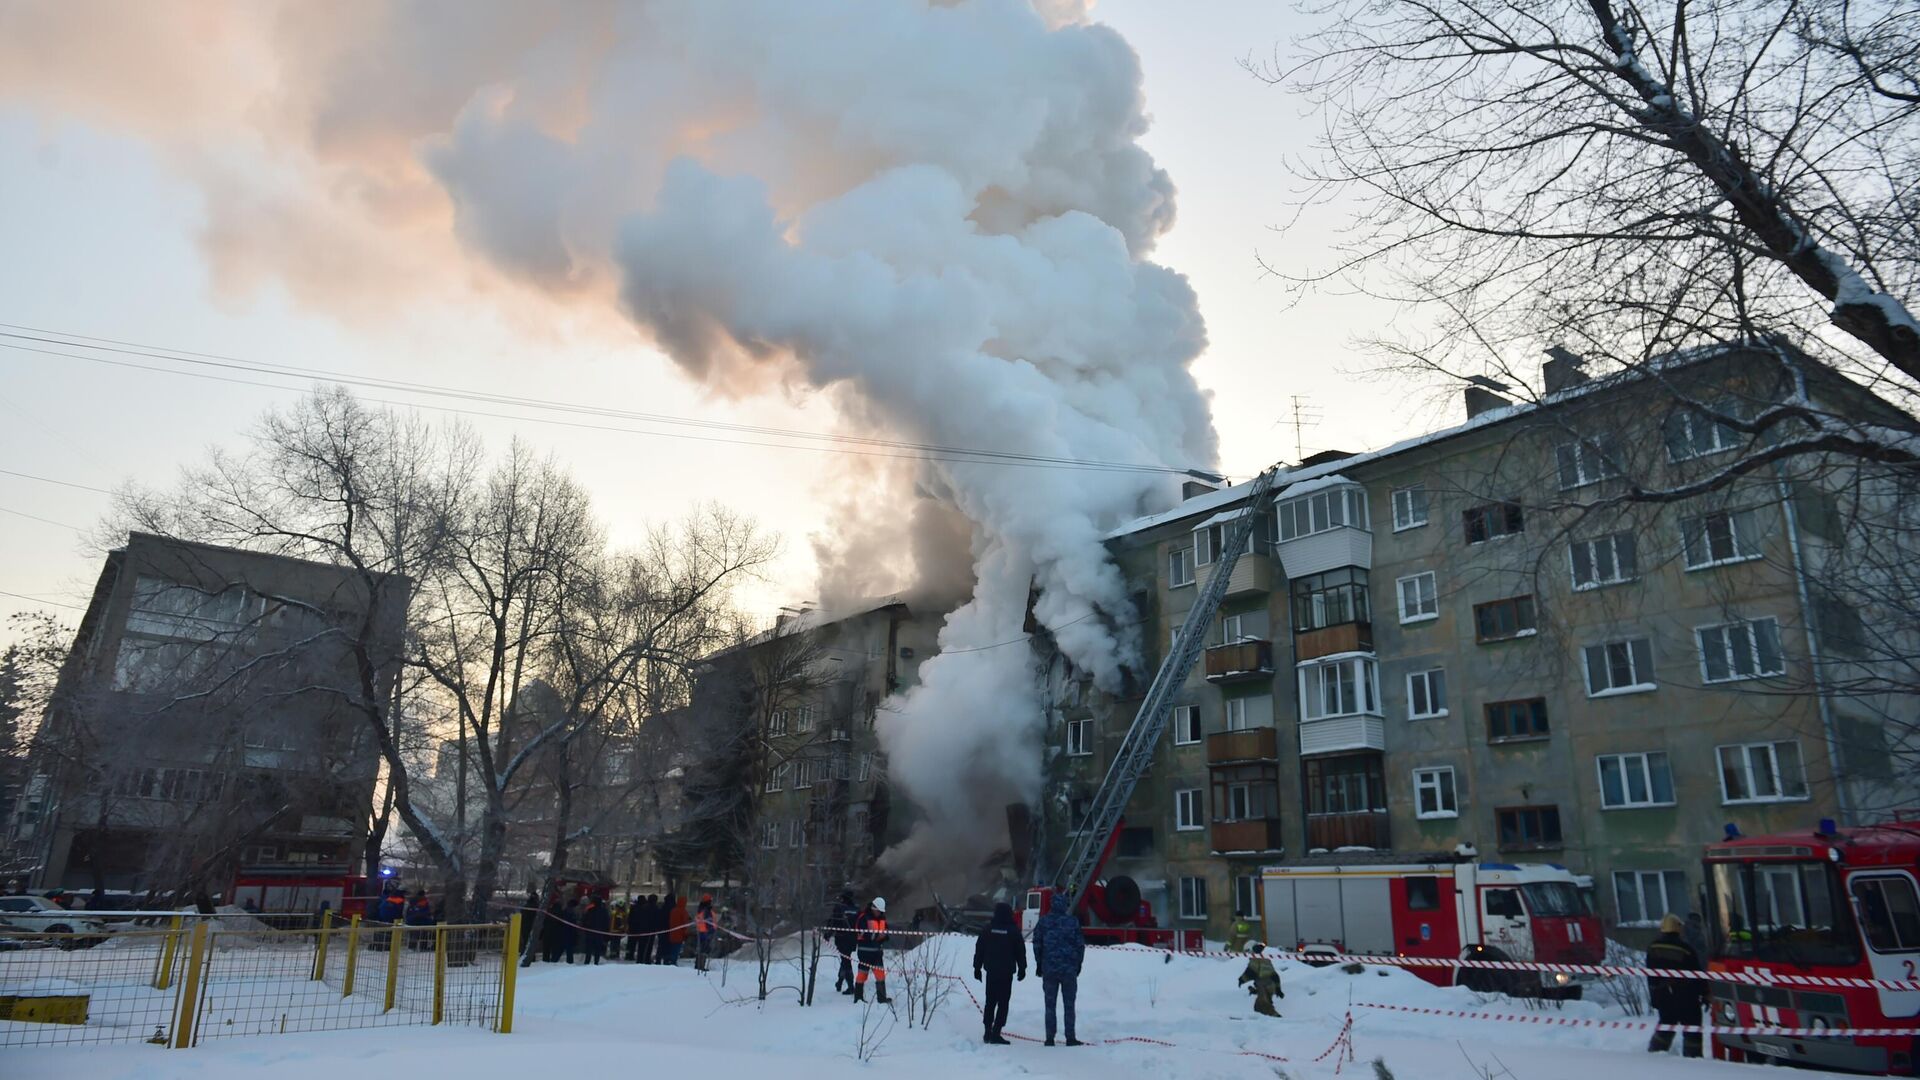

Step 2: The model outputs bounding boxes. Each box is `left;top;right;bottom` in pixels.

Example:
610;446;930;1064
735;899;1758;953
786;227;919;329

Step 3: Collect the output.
1;0;1219;877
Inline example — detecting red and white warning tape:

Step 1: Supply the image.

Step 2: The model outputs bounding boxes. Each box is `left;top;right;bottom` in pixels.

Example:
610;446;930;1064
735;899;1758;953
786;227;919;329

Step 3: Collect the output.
1354;1001;1916;1037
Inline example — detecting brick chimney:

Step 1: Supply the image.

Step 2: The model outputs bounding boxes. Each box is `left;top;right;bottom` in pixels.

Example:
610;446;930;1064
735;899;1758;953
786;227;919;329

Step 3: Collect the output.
1463;376;1511;419
1542;345;1591;394
1182;479;1218;500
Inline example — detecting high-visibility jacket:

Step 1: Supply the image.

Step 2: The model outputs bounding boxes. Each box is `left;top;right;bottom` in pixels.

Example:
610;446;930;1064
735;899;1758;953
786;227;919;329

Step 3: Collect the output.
695;906;715;934
856;912;888;960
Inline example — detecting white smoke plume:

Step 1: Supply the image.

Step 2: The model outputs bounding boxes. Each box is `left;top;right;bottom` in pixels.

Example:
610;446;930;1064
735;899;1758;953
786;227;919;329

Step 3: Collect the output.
1;0;1219;876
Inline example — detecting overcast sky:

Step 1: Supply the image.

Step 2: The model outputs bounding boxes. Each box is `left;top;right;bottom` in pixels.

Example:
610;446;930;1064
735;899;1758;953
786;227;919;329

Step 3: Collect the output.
0;1;1456;636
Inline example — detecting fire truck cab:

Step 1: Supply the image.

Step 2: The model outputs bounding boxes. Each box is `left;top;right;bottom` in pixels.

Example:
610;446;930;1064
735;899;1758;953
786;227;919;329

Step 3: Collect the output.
1704;821;1920;1075
1261;852;1604;997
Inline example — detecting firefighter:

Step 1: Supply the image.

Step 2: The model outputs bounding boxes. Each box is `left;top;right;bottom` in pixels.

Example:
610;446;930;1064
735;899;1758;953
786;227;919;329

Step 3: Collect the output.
1237;941;1283;1017
1646;913;1708;1057
1228;918;1256;953
854;897;890;1003
972;901;1026;1044
826;891;859;994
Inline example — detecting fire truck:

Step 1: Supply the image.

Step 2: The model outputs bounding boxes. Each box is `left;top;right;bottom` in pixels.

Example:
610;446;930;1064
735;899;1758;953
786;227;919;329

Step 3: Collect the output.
1704;820;1920;1075
1260;851;1605;997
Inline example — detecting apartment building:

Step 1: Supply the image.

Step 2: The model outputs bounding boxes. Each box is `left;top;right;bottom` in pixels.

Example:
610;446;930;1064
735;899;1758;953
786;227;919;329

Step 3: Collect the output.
1057;346;1915;941
26;532;407;896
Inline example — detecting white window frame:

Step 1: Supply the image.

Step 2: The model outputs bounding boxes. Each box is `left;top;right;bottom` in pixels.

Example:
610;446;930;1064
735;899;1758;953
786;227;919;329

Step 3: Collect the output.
1179;876;1208;920
768;709;789;736
1406;667;1447;719
1226;782;1252;821
1697;617;1786;683
1194;522;1227;566
1391;485;1429;531
1596;751;1676;809
1612;869;1691;927
764;760;790;793
1223;696;1252;732
1396;571;1438;624
1717;740;1809;804
1066;718;1093;757
1413;766;1458;819
1569;532;1637;590
795;704;815;732
760;821;780;849
856;752;873;783
1665;403;1740;462
1168;546;1195;589
1172;704;1202;746
1683;508;1764;570
1276;485;1370;542
790;819;806;848
1174;788;1205;831
1582;637;1656;697
1234;874;1261;919
1298;655;1382;721
794;758;814;789
1222;613;1248;642
1555;436;1621;490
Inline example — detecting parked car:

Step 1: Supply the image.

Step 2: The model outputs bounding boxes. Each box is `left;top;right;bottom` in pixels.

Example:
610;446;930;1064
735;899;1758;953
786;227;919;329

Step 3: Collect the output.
0;895;110;948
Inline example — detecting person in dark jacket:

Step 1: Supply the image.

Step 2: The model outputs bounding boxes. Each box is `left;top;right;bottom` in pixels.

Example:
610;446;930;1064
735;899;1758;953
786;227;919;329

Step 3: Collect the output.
1033;893;1084;1046
1646;913;1709;1057
561;897;582;964
972;901;1027;1044
629;895;655;962
582;897;612;964
853;897;890;1003
404;890;435;951
693;895;717;972
539;894;565;963
826;891;859;994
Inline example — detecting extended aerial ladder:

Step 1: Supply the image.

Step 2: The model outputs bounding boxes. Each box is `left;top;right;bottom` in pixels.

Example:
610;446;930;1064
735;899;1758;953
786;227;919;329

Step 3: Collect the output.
1048;465;1283;911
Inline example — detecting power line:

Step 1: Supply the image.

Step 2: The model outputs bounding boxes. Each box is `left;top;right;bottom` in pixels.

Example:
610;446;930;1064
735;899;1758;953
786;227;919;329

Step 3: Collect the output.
0;505;87;533
0;323;1193;476
0;588;88;611
0;468;116;495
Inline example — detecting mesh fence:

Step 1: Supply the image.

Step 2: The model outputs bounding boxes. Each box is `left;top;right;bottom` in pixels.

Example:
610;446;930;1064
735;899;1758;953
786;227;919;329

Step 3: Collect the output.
0;916;516;1050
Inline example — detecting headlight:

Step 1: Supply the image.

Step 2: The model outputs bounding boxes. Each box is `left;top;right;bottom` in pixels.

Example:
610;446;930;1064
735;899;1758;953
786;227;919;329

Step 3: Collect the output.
1552;972;1573;986
1717;1002;1739;1025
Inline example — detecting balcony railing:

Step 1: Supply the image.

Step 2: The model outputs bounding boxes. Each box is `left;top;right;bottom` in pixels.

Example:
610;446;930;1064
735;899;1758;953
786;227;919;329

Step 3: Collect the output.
1298;715;1386;756
1293;621;1372;662
1204;640;1273;683
1206;727;1278;764
1200;553;1273;598
1211;817;1285;854
1305;810;1390;851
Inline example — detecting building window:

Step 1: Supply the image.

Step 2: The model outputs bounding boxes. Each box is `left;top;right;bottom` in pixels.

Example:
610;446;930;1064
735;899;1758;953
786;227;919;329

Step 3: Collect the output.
1169;546;1194;588
1306;754;1386;814
1194;522;1226;566
790;820;807;848
760;821;780;849
1485;698;1549;742
1234;875;1262;919
1597;751;1675;808
1413;766;1458;819
1664;403;1740;461
1396;571;1438;623
1473;595;1536;642
1066;718;1093;757
768;709;789;736
1173;705;1202;745
1289;567;1370;632
1496;806;1563;850
1227;783;1252;820
1570;532;1637;590
1583;636;1655;696
1299;656;1381;721
1277;485;1370;541
1698;618;1785;682
1718;740;1809;803
764;760;790;793
1407;668;1448;719
796;705;816;732
1391;485;1429;531
1179;876;1209;920
1613;870;1690;927
1223;697;1248;731
1462;501;1524;544
1175;788;1205;831
1555;436;1622;490
794;759;815;789
856;752;873;782
1682;508;1763;569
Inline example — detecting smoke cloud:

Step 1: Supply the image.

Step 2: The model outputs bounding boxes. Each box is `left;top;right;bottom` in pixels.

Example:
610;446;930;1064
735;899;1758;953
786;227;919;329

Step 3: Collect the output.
1;0;1218;877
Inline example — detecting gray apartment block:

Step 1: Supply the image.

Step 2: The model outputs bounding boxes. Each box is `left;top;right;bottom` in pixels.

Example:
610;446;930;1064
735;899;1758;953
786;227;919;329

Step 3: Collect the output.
1048;347;1916;942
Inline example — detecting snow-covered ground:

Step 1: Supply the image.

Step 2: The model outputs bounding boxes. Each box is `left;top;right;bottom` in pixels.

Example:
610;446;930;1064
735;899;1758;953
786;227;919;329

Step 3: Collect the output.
4;936;1854;1078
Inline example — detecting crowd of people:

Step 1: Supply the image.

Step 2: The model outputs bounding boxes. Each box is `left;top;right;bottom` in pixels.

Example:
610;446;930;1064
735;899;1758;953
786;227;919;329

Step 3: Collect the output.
527;890;703;967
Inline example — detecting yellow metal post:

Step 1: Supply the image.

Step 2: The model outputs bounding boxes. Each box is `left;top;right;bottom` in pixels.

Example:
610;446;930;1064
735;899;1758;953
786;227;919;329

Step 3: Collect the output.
311;909;333;982
152;914;184;990
383;925;402;1012
171;921;210;1049
342;914;362;997
431;926;447;1024
498;914;520;1034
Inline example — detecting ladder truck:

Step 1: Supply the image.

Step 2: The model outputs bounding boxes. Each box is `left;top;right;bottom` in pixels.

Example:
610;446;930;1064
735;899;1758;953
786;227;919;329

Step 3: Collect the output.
1023;466;1282;947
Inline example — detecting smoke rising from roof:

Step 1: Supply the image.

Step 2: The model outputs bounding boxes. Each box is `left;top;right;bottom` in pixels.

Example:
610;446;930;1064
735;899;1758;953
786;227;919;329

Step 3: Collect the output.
1;0;1218;878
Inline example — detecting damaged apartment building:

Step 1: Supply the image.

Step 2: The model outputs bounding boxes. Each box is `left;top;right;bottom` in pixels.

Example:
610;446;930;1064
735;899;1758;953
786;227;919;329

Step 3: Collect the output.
1040;343;1917;941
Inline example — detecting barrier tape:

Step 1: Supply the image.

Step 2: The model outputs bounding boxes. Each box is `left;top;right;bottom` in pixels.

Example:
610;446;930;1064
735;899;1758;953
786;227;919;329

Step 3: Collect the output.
1353;1002;1918;1038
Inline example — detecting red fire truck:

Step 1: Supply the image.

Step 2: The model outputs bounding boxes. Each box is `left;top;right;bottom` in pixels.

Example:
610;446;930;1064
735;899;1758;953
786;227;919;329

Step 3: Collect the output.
1261;852;1605;997
1704;821;1920;1075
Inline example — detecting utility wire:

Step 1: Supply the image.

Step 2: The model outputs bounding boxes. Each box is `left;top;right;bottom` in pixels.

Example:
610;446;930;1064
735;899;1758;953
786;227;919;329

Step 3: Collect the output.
0;324;1191;476
0;468;116;495
0;504;87;533
0;588;88;611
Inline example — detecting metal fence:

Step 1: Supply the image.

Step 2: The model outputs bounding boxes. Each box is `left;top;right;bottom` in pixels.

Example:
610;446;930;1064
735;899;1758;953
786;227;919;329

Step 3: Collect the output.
0;914;519;1049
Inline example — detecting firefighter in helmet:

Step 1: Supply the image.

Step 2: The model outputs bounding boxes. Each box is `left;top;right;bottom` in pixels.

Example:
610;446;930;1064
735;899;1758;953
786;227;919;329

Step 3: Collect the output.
1237;941;1283;1017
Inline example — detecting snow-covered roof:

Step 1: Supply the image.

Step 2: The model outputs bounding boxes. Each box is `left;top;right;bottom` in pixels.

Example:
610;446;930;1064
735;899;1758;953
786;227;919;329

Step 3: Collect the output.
1194;506;1252;529
1274;473;1358;501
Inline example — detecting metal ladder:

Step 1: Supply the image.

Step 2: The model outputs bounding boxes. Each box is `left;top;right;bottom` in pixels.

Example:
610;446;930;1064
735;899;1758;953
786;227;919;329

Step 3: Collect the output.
1051;465;1282;898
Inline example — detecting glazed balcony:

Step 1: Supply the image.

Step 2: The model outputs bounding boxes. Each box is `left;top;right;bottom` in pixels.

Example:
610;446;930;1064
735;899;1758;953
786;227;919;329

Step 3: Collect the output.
1206;727;1278;765
1204;639;1274;684
1306;811;1390;851
1200;552;1273;599
1211;817;1285;854
1293;621;1372;663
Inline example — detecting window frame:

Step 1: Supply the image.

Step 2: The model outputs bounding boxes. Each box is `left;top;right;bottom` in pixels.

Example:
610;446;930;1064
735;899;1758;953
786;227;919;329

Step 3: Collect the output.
1391;485;1430;532
1298;655;1383;721
1066;718;1093;757
1462;501;1525;545
1569;532;1638;591
1172;704;1202;746
1582;636;1657;697
1234;874;1262;919
1413;766;1459;819
1717;740;1810;804
764;760;789;793
1612;869;1691;927
1406;667;1448;720
1178;876;1208;920
1223;696;1250;732
1473;595;1537;642
1696;617;1786;683
1168;545;1195;589
1555;436;1622;490
1682;507;1764;570
768;709;789;736
1595;751;1676;809
1485;697;1550;743
1495;805;1564;851
1665;402;1741;462
1226;782;1253;821
1277;485;1371;542
1174;788;1206;831
1396;571;1439;624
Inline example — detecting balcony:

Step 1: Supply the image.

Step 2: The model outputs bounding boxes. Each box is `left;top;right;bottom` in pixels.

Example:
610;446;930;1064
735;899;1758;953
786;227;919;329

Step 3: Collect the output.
1306;811;1390;851
1204;639;1273;683
1294;622;1372;662
1299;715;1386;756
1206;726;1278;764
1200;552;1273;598
1211;817;1285;854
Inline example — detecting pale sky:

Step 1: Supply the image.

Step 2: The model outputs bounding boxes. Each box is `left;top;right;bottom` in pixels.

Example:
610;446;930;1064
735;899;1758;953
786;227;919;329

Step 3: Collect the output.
0;1;1451;635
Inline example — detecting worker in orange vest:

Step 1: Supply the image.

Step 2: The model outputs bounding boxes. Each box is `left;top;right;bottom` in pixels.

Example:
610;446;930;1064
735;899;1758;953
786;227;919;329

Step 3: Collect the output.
853;897;890;1004
694;894;717;972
